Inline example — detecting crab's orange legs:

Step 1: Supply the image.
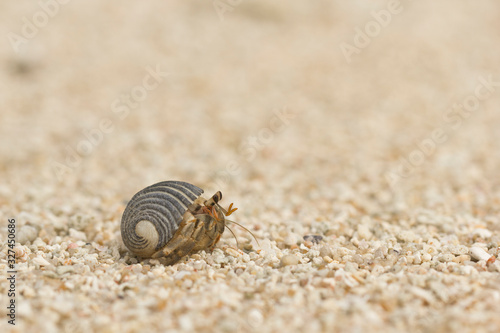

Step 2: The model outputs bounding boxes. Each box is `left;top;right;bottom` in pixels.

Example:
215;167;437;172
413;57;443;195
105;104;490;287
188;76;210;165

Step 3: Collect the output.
211;206;219;220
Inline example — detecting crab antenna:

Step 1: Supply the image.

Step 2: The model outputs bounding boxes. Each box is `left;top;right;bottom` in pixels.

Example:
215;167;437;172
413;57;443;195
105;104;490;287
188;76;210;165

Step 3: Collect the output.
225;218;260;247
215;202;228;215
225;224;240;249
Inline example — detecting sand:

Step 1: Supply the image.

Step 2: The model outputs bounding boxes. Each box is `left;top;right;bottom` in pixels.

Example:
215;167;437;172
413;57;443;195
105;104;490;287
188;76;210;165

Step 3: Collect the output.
1;1;500;332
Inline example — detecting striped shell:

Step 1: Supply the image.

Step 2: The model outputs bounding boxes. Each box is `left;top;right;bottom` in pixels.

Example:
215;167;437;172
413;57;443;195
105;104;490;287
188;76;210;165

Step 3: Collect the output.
120;181;204;257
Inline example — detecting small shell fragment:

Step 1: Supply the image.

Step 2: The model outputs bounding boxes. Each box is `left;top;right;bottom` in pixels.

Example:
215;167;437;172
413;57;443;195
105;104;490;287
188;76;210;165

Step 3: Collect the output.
67;243;79;249
32;256;52;267
303;235;323;244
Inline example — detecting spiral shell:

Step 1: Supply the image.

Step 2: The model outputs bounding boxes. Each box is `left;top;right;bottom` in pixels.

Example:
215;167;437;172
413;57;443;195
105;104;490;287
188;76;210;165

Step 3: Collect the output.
121;181;204;257
120;180;232;264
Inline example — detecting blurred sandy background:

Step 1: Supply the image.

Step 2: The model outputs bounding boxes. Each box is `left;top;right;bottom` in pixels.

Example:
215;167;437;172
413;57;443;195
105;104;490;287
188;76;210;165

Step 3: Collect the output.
1;1;500;332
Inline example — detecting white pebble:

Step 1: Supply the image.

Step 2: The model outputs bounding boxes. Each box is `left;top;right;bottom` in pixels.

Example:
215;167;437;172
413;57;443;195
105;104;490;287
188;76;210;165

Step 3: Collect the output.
397;231;417;242
280;254;299;267
247;308;264;328
320;246;333;257
17;225;38;244
413;253;422;264
357;225;372;240
69;228;87;241
284;234;298;246
473;228;492;239
178;315;193;331
344;262;358;272
470;247;491;261
174;271;191;280
312;257;323;266
460;265;477;275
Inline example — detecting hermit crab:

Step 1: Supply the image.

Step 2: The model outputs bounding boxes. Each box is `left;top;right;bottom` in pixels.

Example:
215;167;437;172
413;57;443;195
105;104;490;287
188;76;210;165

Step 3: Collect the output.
120;180;253;265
